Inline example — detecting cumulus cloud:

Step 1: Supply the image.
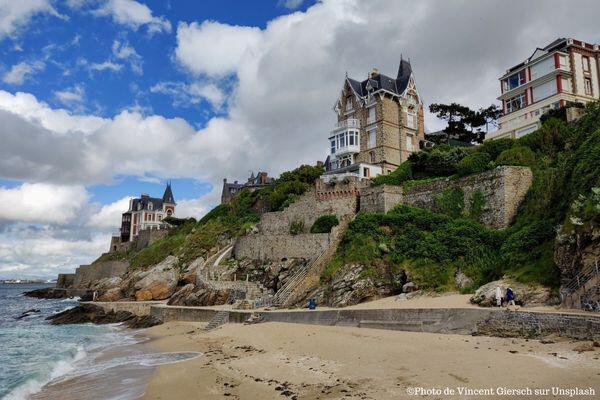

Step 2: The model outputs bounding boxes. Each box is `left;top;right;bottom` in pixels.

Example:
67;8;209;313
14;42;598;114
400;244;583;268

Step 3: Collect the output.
89;60;123;72
0;0;62;39
0;183;89;224
150;81;226;110
87;196;131;230
93;0;171;34
175;21;263;77
54;84;85;107
2;60;44;84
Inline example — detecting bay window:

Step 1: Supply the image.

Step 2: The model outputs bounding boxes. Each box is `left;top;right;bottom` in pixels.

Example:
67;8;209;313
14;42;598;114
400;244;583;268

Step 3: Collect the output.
505;93;526;113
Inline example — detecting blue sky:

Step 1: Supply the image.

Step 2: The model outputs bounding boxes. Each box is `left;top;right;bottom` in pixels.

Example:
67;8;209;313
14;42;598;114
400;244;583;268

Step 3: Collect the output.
1;0;599;279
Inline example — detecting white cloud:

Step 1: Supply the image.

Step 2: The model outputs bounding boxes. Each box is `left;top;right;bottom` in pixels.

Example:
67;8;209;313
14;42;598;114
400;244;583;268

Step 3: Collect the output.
0;0;63;39
87;196;131;230
89;60;123;72
93;0;171;34
54;84;85;107
112;40;143;74
150;81;225;110
279;0;304;10
0;183;89;224
2;60;44;85
175;21;263;77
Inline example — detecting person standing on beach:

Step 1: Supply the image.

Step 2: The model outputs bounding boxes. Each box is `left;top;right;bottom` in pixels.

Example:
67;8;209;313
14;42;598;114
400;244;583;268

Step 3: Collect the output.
506;287;516;309
495;286;502;307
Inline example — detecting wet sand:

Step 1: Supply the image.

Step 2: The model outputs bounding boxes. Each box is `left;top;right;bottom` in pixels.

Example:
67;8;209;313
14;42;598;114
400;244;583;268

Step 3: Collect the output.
141;321;600;399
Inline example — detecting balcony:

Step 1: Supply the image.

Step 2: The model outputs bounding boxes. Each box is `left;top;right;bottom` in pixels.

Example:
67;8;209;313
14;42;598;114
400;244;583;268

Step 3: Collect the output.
331;118;360;134
333;143;360;157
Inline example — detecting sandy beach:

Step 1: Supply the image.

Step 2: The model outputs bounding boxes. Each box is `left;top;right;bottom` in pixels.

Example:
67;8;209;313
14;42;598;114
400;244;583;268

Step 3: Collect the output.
141;320;600;400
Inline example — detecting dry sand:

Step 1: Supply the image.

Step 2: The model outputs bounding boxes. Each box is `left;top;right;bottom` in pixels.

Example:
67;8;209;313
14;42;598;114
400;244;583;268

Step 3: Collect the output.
141;321;600;400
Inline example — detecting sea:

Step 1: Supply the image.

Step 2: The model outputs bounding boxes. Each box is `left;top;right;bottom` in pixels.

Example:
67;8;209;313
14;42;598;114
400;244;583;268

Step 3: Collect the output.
0;283;200;400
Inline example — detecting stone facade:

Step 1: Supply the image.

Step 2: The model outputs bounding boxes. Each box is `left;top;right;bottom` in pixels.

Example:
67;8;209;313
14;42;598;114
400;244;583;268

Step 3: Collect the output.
359;166;533;229
233;189;357;262
56;273;75;288
135;228;169;251
71;261;129;288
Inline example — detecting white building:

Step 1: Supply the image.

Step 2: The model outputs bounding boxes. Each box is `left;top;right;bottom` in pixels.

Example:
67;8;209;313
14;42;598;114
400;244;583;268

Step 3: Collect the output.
488;38;600;140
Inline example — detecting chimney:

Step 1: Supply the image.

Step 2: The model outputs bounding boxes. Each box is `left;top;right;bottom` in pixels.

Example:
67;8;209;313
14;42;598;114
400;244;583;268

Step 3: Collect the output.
259;172;268;184
370;67;379;78
223;178;227;183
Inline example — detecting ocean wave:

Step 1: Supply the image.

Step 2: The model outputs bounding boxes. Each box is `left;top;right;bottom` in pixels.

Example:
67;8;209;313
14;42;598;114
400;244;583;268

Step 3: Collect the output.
3;346;87;400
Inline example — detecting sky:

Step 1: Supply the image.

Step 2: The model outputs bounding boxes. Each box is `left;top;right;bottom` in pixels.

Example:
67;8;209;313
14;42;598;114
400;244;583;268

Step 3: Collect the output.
0;0;599;279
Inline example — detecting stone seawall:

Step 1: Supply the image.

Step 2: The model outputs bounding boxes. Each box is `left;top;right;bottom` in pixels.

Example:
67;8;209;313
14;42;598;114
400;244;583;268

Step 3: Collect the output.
105;303;600;341
359;166;533;229
233;233;331;262
71;261;129;288
91;301;165;316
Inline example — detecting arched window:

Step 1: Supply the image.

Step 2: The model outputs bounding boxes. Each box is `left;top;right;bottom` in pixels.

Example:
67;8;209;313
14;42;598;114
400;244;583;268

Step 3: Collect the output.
148;202;153;210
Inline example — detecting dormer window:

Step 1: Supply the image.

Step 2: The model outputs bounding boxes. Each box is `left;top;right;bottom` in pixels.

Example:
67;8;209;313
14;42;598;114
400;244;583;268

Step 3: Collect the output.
148;202;153;211
345;98;353;112
137;203;142;211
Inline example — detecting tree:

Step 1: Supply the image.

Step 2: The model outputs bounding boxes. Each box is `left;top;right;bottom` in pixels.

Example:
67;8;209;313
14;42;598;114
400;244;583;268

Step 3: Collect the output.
428;103;501;144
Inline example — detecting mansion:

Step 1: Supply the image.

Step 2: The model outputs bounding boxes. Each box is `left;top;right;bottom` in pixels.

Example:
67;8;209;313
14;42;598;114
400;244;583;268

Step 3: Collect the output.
323;58;425;181
490;38;600;140
120;183;176;243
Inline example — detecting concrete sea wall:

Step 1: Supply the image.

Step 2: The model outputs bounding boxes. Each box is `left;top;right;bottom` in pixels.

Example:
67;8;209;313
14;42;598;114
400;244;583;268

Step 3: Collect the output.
71;261;129;288
96;301;600;341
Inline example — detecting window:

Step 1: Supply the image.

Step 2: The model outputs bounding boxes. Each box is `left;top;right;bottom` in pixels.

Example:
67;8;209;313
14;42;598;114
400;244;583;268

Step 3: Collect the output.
330;140;336;154
339;133;345;147
369;151;375;163
505;93;526;113
364;167;370;178
406;112;416;129
584;78;593;95
348;132;354;146
504;70;526;91
345;98;353;112
532;80;557;102
559;54;568;69
368;129;376;149
582;56;590;72
148;202;153;210
158;215;162;221
367;106;376;124
406;136;414;151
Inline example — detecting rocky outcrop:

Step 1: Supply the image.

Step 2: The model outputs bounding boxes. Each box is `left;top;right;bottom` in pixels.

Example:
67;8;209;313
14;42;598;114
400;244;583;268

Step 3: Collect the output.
47;304;162;328
129;256;179;301
230;258;306;293
470;278;558;307
555;228;600;284
98;287;124;302
23;288;93;301
167;282;233;307
181;256;205;285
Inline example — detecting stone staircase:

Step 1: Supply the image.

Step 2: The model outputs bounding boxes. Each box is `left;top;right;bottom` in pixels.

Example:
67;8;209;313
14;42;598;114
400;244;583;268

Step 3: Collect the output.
204;310;229;331
271;263;311;307
562;259;600;311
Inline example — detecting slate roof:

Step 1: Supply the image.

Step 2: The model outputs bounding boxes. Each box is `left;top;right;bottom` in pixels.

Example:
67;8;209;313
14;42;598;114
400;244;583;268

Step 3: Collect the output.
162;182;175;204
129;183;175;212
347;58;413;98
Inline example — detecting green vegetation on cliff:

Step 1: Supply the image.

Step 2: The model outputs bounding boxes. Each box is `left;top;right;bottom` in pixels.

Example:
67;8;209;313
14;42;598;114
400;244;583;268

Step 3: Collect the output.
328;102;600;291
98;164;324;270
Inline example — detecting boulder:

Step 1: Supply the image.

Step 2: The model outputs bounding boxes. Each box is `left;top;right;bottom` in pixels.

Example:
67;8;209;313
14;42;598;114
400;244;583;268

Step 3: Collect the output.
455;269;474;290
47;304;162;328
182;256;205;285
402;281;418;293
167;283;232;306
133;256;179;300
328;264;379;307
91;277;123;291
470;278;557;307
98;287;124;302
167;284;195;305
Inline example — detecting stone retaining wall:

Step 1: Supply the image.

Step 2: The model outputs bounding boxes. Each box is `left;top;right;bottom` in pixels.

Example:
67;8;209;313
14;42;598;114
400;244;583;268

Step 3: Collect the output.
359;166;533;229
90;301;164;316
71;261;129;288
56;273;75;288
233;233;331;262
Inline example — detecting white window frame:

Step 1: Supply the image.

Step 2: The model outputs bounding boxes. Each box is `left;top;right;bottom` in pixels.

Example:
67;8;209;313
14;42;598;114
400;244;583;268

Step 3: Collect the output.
584;78;593;95
406;111;416;129
367;128;376;149
582;56;591;72
367;105;376;124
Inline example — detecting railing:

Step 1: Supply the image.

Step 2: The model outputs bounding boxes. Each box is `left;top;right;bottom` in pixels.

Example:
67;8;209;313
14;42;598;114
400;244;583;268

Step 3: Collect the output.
561;259;600;310
332;118;360;131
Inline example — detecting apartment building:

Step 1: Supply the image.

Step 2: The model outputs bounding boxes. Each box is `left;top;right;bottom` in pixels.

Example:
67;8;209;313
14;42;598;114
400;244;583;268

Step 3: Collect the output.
489;38;599;140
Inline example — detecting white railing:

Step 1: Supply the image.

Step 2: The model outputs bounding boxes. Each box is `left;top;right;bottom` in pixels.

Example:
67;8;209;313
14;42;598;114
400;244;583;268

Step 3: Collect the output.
332;118;360;131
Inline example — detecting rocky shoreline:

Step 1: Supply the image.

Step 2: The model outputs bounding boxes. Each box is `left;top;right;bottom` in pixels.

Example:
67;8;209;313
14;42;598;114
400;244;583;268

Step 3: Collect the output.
47;303;162;329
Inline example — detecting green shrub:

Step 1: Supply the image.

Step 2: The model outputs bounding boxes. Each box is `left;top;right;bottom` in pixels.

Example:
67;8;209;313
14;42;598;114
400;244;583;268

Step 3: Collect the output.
371;161;412;186
495;146;536;166
468;189;486;222
457;152;491;176
408;146;470;177
479;138;515;160
289;219;305;235
310;215;339;233
434;187;465;218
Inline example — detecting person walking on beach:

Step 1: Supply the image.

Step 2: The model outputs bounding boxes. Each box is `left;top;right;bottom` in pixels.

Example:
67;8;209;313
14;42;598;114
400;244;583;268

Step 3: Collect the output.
495;286;502;307
506;287;516;309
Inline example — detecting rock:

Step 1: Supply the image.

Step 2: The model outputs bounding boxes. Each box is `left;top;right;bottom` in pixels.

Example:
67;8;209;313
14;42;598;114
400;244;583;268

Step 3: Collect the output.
168;282;232;306
455;269;473;290
402;282;418;293
47;304;162;328
98;287;124;302
328;264;379;307
396;293;408;301
16;308;40;320
133;256;179;300
23;288;93;301
573;342;596;353
167;284;195;305
182;256;205;285
470;278;556;307
135;289;154;301
90;277;123;291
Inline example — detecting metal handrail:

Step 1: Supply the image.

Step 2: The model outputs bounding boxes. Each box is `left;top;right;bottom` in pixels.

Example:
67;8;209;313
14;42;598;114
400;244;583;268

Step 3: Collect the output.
563;260;599;293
